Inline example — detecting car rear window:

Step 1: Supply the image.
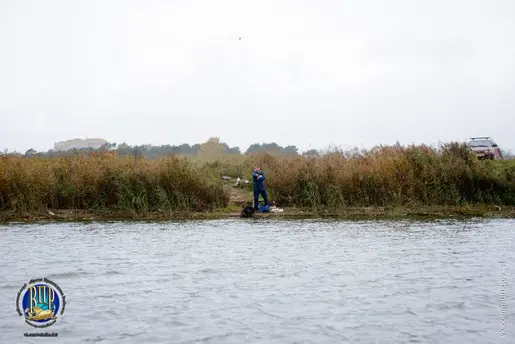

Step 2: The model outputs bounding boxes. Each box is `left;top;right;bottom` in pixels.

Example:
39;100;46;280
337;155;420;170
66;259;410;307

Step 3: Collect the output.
468;140;491;147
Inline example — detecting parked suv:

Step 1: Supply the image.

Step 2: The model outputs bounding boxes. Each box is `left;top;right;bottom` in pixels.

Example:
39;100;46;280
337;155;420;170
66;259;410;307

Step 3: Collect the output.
467;137;503;160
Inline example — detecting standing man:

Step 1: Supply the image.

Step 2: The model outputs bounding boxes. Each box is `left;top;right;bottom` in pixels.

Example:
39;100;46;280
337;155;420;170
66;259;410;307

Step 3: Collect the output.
252;165;269;211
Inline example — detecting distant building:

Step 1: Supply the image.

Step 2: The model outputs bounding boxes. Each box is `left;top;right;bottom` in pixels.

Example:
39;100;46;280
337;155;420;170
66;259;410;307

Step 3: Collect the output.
54;138;108;151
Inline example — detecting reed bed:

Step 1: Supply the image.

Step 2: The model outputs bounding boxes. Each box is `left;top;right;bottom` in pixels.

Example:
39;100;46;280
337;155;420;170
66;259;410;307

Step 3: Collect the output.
227;143;515;209
0;154;229;214
1;142;513;216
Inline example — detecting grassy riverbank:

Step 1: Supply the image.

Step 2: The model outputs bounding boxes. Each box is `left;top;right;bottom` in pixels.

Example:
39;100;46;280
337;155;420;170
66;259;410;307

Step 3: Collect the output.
1;143;514;222
1;205;514;223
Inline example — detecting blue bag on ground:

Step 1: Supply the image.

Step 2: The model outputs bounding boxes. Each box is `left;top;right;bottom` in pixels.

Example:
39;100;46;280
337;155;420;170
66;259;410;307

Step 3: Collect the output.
259;204;270;213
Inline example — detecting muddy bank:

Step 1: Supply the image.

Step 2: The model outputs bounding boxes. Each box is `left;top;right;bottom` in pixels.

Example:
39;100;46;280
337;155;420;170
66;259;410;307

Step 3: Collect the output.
1;205;514;223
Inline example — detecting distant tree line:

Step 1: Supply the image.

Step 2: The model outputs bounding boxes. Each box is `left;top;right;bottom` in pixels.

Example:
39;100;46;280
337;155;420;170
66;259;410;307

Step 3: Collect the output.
6;138;511;159
3;137;322;158
245;142;299;156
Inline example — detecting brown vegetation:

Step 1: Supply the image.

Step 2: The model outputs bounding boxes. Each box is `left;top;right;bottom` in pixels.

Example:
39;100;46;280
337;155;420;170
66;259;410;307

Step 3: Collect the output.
1;142;514;220
202;143;515;209
0;154;228;215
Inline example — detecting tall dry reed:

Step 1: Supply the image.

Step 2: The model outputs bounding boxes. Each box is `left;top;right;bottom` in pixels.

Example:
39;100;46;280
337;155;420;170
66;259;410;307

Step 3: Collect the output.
0;154;228;213
233;143;515;209
1;143;513;214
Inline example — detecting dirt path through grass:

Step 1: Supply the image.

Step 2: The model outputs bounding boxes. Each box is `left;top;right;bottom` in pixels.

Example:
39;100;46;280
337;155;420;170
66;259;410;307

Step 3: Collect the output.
223;182;252;207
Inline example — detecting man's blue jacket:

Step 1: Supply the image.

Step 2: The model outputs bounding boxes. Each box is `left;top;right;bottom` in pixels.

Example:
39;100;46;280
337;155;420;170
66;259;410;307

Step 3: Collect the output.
252;170;266;190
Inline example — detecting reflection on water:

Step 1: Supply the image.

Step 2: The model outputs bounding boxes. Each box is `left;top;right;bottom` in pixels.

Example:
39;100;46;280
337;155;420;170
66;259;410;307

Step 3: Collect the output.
1;218;514;343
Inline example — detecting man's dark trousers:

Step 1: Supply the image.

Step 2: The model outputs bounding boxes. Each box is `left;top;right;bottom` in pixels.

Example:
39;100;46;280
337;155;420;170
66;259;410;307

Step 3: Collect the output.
254;186;268;210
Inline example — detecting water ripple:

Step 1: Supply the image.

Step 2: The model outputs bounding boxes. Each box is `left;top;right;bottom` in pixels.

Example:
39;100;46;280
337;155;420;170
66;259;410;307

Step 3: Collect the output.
0;218;514;343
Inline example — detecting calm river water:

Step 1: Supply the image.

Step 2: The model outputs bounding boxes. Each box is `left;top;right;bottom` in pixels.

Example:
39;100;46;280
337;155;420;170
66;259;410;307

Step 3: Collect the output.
0;218;513;343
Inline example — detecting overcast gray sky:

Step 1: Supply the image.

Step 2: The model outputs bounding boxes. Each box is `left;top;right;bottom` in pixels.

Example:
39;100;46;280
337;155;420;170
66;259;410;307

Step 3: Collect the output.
1;0;514;153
